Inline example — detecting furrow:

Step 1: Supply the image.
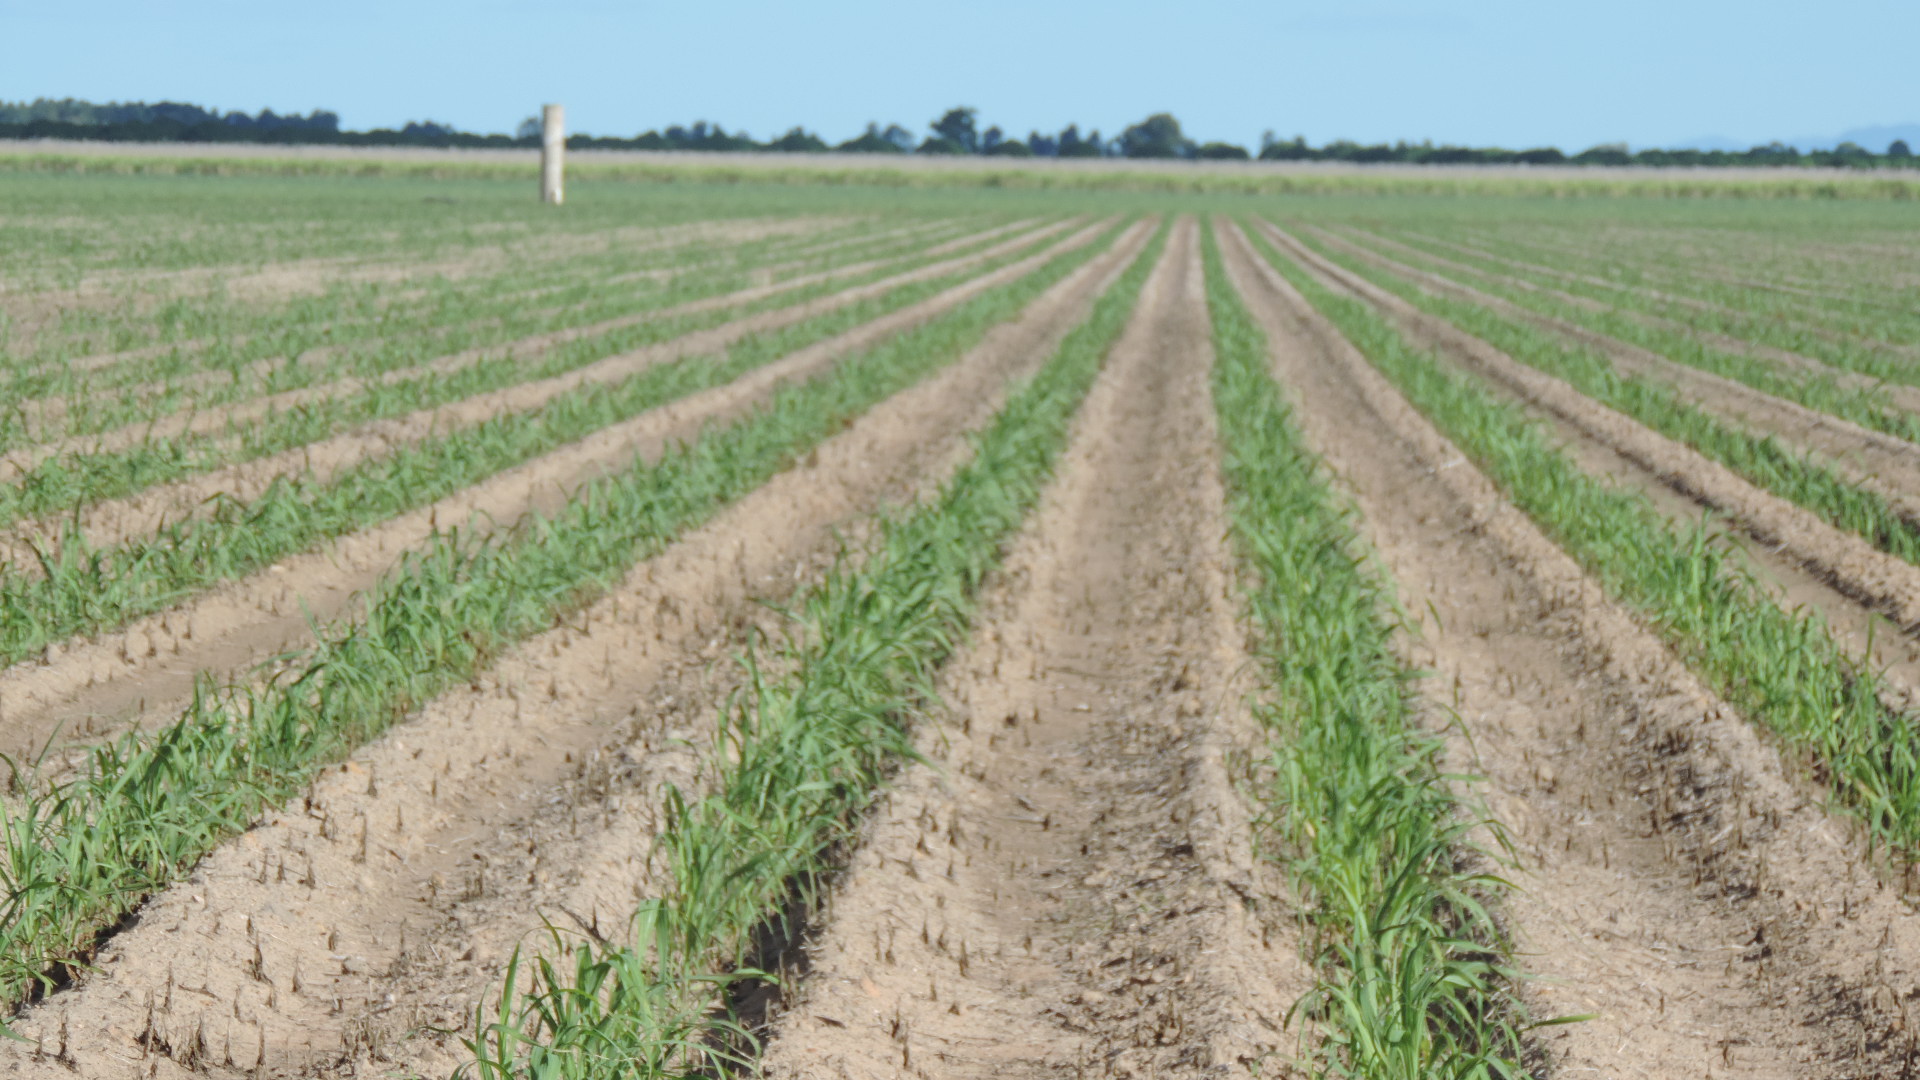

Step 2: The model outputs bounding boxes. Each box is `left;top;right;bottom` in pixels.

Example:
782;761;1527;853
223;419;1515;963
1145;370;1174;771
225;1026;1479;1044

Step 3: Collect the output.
0;217;1081;573
18;216;838;382
0;218;1067;484
1319;224;1920;411
1221;220;1920;1080
0;217;1160;1080
1260;221;1920;526
0;217;1111;768
759;219;1310;1080
18;216;952;439
599;217;971;289
1427;228;1920;342
1289;225;1920;542
1263;227;1920;663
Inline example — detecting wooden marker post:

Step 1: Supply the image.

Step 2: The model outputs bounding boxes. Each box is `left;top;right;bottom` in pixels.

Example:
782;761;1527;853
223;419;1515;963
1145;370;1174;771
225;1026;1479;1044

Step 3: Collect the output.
540;103;565;205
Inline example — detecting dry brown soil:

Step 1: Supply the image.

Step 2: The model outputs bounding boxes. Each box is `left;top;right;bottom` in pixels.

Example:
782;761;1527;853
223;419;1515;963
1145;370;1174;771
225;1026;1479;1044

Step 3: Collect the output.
0;217;1106;783
1223;220;1920;1079
759;219;1310;1080
8;205;1920;1080
0;220;1158;1079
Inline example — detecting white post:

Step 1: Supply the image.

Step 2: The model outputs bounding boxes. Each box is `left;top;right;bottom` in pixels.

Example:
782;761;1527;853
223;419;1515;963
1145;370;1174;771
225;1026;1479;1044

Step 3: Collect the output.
540;103;565;205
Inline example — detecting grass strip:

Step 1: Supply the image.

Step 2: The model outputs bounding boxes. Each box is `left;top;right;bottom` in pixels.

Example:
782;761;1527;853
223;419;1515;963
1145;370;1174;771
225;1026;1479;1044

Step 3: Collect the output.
1246;225;1920;867
458;224;1167;1080
13;151;1920;200
0;217;1125;1014
1203;225;1527;1079
0;224;1104;664
1324;243;1920;569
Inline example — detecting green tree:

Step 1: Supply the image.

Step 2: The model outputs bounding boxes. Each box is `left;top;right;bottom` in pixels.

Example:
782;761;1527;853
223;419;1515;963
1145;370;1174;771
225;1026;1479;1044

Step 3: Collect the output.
930;107;979;153
766;126;828;152
837;122;907;153
1057;124;1102;157
1259;135;1314;161
1573;142;1632;166
1118;113;1194;159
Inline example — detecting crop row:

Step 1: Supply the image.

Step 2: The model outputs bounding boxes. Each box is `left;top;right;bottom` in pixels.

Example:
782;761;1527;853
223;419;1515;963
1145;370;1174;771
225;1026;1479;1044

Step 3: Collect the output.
2;216;1001;443
4;197;1912;1076
6;214;842;387
463;220;1166;1080
0;223;1099;671
1364;227;1920;370
0;217;1125;1014
0;218;1055;552
1201;224;1525;1078
1246;223;1920;860
1372;225;1920;360
1287;228;1920;451
1310;234;1920;574
9;209;928;375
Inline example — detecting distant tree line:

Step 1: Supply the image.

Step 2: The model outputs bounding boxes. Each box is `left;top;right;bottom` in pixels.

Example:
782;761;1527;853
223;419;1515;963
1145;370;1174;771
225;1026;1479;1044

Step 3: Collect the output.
1254;132;1916;169
0;97;501;147
4;98;1916;169
0;97;341;133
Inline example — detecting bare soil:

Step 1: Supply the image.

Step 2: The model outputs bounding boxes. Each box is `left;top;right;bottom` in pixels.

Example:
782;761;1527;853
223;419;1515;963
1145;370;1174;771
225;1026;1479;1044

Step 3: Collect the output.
1403;228;1920;354
759;219;1310;1080
1223;220;1920;1079
0;217;1107;774
6;203;1917;1080
1277;226;1920;639
16;216;940;439
1314;224;1920;412
1263;221;1920;532
1;218;835;367
0;218;1073;492
0;219;1159;1079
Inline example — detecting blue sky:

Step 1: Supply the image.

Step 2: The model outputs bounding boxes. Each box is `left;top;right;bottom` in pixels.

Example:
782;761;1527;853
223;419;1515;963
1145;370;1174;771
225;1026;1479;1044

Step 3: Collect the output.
8;0;1914;151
